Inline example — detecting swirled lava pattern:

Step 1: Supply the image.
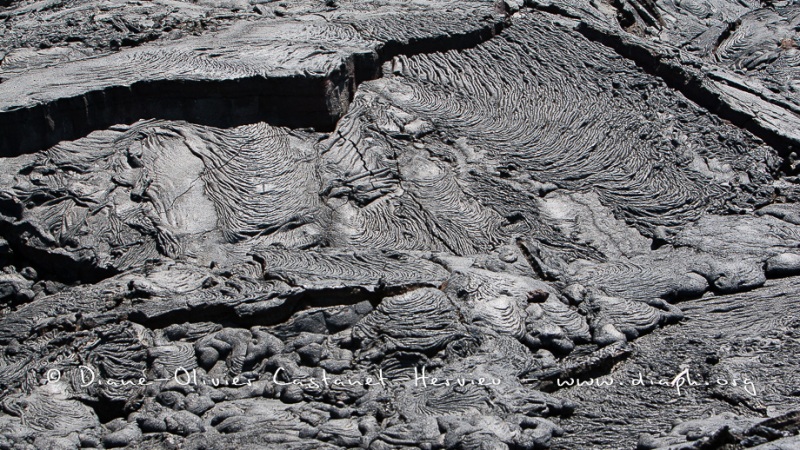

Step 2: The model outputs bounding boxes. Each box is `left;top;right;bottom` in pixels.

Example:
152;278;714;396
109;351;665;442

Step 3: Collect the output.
1;1;800;449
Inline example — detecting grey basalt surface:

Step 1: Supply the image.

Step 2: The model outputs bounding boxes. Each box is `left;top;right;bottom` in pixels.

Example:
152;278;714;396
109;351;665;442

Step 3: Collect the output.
1;0;800;449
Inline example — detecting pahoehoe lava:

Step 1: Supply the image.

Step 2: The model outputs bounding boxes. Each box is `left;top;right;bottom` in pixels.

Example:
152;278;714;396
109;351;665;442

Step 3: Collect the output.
1;0;800;449
0;6;508;157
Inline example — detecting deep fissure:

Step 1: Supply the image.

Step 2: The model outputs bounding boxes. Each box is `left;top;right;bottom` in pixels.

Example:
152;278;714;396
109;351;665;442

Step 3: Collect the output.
0;16;508;157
